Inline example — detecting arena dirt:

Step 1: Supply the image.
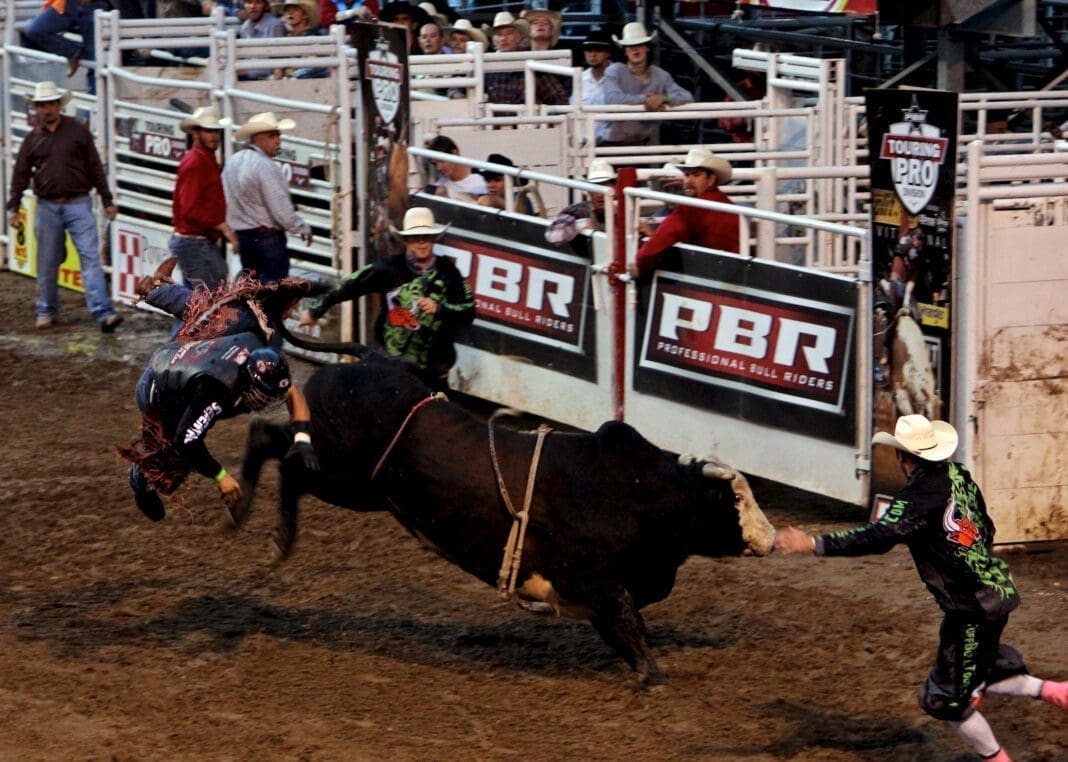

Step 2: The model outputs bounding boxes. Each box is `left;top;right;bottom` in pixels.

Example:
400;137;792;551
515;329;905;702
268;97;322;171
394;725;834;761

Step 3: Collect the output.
0;272;1064;761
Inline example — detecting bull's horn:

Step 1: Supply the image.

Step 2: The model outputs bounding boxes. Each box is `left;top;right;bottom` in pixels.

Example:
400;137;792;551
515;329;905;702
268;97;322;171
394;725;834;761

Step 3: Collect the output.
678;453;698;466
702;463;735;481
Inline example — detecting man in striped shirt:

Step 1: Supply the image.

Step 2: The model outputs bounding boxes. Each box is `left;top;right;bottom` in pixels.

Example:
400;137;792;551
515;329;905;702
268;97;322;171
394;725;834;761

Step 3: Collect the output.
222;112;313;283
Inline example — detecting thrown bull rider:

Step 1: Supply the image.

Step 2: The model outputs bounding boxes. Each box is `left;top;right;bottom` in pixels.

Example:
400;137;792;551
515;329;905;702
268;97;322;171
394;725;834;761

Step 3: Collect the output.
120;261;323;522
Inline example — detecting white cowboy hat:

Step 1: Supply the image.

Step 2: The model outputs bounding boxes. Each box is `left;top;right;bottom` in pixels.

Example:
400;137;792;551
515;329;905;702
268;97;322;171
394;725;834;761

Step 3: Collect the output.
418;2;447;28
446;18;487;48
273;0;319;29
179;106;232;133
27;81;71;106
613;21;656;47
872;414;958;462
521;8;561;45
490;11;528;35
586;158;617;184
672;147;733;184
234;111;297;141
389;207;450;239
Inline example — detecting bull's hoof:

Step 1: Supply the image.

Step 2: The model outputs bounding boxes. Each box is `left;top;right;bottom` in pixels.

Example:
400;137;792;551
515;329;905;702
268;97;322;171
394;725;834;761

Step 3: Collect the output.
223;488;254;530
639;668;668;689
271;526;295;562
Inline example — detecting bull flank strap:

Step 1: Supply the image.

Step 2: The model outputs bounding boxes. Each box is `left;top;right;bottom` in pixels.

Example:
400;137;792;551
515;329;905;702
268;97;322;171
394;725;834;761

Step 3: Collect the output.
370;392;447;481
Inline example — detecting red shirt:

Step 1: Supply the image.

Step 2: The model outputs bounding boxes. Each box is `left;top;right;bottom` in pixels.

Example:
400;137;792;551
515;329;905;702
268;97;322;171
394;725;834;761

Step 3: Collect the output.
172;143;226;236
635;186;740;274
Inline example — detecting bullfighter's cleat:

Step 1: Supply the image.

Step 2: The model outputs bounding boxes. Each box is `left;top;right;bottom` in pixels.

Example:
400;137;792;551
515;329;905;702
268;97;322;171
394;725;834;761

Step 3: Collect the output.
1040;679;1068;711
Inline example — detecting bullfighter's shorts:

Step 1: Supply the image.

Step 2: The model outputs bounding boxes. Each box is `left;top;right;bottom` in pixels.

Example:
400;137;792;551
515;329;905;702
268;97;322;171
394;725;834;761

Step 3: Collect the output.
919;613;1028;721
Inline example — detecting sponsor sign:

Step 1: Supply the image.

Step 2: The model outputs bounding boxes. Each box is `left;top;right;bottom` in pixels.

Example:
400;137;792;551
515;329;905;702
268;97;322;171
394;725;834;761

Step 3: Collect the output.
7;195;85;293
127;117;186;162
634;248;857;443
738;0;876;12
113;220;176;303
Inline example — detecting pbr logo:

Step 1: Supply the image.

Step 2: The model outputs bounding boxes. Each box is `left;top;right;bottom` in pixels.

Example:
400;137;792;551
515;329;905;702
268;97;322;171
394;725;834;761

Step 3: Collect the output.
366;34;402;123
879;96;949;215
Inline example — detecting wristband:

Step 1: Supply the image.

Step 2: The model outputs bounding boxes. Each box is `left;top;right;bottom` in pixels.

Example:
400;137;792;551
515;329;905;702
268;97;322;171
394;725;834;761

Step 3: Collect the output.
214;467;228;484
293;420;312;435
293;432;312;445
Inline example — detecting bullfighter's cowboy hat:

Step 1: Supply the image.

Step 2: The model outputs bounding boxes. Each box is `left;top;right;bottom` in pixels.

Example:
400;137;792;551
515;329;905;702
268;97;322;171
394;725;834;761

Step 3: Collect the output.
671;147;734;185
390;207;450;239
179;106;232;133
234;111;297;141
613;21;657;47
445;18;487;49
26;81;72;107
489;11;529;36
872;414;958;462
586;158;617;184
273;0;319;29
521;8;561;46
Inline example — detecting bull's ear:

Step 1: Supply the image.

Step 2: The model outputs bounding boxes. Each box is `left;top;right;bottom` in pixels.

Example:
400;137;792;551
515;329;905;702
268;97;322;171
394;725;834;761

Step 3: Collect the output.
701;463;736;481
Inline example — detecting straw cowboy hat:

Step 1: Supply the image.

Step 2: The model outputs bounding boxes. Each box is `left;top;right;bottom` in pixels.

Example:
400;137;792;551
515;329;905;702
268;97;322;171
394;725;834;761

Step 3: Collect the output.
586;158;617;184
26;81;71;106
446;18;487;48
613;21;657;47
872;414;959;462
490;11;529;35
672;147;734;184
389;207;449;239
235;111;297;141
274;0;319;29
179;106;231;133
521;8;561;46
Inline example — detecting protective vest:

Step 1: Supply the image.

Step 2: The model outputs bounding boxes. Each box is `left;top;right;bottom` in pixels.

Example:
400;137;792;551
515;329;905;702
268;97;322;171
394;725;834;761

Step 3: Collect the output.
148;332;265;401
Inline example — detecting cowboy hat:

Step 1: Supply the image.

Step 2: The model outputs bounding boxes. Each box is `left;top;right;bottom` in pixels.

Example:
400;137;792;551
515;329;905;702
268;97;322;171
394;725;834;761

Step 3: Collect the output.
671;147;733;184
234;111;297;141
586;158;616;184
872;414;958;462
274;0;319;29
613;21;656;47
446;18;487;49
179;106;232;133
490;11;528;35
521;8;560;46
26;81;71;106
583;29;614;50
418;2;448;28
389;207;449;239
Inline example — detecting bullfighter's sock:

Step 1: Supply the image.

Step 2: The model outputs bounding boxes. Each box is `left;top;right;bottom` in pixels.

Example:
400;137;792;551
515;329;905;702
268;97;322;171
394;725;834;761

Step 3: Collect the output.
950;710;1001;758
984;674;1042;698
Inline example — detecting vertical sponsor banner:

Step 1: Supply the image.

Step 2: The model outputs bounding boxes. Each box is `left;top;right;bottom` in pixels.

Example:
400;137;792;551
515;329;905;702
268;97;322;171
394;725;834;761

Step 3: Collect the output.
865;88;958;494
7;196;85;292
111;220;175;304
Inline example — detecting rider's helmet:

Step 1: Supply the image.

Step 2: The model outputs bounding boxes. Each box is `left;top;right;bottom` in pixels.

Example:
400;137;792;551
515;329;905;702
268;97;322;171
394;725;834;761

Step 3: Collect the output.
243;347;291;410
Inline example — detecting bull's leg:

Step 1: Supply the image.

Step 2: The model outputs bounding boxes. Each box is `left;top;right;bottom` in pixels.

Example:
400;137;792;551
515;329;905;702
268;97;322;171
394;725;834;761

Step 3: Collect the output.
229;419;292;529
272;456;305;561
588;587;665;686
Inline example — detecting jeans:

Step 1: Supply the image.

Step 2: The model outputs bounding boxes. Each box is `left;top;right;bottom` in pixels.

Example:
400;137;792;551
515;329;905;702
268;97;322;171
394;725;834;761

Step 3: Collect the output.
170;234;228;290
22;2;110;92
237;228;289;283
35;195;117;323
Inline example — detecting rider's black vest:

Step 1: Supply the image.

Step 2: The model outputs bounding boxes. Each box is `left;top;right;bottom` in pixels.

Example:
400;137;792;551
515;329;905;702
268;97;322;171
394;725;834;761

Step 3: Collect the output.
148;332;264;402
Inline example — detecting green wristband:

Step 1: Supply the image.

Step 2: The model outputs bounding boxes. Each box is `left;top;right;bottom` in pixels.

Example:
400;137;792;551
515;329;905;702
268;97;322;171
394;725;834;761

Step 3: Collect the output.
214;468;228;484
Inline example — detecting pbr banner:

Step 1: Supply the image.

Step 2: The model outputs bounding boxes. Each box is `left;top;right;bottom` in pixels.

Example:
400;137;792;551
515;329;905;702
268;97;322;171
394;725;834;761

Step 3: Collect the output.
864;88;959;494
634;249;857;444
419;197;598;381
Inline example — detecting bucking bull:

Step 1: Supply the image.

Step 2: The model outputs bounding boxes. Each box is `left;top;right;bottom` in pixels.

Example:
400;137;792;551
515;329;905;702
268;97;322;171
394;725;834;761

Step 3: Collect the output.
234;355;775;684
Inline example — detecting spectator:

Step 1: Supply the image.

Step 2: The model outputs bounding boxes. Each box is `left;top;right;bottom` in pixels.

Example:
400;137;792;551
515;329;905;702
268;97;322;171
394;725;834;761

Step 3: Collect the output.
632;147;738;277
417;1;447;28
22;0;111;93
601;22;694;146
521;7;559;52
417;21;447;54
222;112;313;283
380;1;429;54
274;0;327;78
426;135;487;202
299;206;475;388
484;11;567;106
156;0;214;59
574;29;614;145
318;0;377;29
478;153;534;215
545;158;616;244
238;0;286;81
6;81;123;331
171;106;238;290
445;18;486;53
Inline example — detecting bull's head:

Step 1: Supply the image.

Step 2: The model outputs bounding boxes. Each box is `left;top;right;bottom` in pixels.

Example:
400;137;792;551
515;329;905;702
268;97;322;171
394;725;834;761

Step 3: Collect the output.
681;454;776;557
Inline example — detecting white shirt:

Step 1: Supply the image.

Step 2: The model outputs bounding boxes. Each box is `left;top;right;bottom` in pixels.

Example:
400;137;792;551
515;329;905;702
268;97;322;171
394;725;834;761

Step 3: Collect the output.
222;145;309;235
436;172;487;201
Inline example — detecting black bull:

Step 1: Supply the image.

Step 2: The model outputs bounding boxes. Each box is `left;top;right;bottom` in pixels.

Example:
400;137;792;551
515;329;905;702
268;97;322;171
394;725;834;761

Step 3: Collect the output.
235;361;776;684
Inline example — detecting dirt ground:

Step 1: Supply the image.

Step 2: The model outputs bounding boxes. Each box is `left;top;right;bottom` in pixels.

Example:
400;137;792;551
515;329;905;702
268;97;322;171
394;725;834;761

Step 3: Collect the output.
0;271;1065;761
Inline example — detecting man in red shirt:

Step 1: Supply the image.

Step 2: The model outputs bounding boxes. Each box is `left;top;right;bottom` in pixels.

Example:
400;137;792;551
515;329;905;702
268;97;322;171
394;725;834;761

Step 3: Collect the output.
170;107;239;290
631;147;738;278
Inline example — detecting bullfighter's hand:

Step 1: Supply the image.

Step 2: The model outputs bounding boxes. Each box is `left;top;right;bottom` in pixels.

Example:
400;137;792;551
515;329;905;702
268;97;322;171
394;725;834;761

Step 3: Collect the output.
298;308;316;328
103;204;118;221
416;297;438;315
218;473;242;507
7;210;20;229
773;526;815;555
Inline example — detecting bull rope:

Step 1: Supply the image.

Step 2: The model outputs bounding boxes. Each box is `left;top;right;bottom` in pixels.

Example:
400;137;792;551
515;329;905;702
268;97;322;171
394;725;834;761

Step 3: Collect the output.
488;409;552;600
370;392;447;481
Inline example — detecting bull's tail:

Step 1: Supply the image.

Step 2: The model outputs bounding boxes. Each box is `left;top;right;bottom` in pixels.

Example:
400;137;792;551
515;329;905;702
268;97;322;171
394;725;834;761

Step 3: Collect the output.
277;320;373;359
